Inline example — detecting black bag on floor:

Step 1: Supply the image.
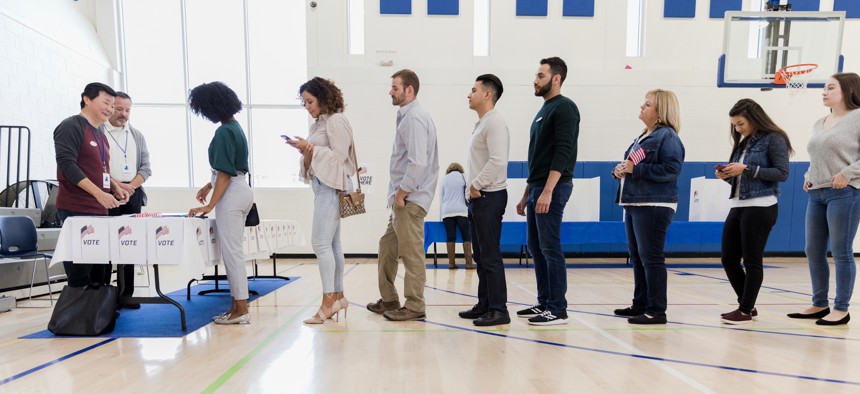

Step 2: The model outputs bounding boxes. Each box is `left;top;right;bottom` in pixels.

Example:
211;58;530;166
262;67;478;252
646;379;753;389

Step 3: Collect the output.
48;284;118;336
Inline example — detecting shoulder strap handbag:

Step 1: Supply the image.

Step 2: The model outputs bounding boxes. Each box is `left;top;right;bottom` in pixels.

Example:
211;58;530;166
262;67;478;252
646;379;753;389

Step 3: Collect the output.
245;172;259;227
338;143;366;218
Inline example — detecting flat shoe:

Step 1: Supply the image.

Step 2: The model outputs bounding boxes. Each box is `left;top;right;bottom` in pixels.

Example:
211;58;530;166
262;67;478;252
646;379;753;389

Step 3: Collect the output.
787;308;830;319
214;313;250;325
816;313;850;326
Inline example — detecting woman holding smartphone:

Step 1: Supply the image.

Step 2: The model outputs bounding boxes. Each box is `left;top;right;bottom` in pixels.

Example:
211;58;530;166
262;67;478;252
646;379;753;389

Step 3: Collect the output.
715;99;791;325
286;77;357;324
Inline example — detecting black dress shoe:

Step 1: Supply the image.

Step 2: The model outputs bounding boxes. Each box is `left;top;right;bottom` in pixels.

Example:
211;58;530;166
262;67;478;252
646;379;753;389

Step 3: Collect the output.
614;307;644;317
458;305;487;319
816;313;850;326
787;308;830;319
119;302;141;310
628;314;667;325
473;310;511;326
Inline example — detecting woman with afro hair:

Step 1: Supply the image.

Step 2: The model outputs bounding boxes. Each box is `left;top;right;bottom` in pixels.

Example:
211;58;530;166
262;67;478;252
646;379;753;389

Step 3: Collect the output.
188;81;254;325
286;77;357;324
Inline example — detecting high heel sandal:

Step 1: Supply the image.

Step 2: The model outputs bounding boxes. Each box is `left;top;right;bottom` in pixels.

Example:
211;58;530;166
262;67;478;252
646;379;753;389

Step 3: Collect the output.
332;297;349;320
303;306;338;324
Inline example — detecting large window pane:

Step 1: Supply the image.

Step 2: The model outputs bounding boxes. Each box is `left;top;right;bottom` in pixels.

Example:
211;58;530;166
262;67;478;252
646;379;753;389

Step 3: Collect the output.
186;0;247;101
190;112;249;187
247;0;307;104
129;106;189;187
122;0;185;103
249;108;309;188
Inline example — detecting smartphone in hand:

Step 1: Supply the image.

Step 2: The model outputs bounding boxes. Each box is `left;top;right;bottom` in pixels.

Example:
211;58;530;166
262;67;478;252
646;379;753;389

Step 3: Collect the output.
714;164;728;171
280;135;292;141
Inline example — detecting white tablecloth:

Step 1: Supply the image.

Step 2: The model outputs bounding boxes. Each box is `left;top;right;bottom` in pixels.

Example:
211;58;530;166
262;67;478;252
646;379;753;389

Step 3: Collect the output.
50;217;305;276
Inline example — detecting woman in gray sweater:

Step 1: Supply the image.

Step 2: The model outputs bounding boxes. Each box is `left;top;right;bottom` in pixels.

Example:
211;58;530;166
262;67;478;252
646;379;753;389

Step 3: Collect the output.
789;72;860;326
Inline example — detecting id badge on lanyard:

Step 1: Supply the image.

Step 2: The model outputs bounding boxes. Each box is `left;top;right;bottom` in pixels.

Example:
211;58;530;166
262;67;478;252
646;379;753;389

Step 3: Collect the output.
88;124;110;190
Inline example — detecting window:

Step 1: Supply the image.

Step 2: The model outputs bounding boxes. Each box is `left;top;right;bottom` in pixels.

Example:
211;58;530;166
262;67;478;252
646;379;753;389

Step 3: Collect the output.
120;0;308;188
626;0;645;57
474;0;490;56
348;0;365;55
747;0;766;59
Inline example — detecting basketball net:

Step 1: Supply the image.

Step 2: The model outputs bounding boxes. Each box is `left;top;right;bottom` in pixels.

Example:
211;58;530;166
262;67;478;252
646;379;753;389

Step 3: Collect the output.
775;64;818;97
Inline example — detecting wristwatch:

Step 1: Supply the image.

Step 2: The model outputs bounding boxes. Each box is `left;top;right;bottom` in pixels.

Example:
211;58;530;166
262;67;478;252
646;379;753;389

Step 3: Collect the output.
743;166;752;176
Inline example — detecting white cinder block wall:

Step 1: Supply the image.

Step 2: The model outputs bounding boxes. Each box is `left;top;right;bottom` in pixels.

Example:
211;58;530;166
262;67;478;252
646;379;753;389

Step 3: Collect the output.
2;0;858;253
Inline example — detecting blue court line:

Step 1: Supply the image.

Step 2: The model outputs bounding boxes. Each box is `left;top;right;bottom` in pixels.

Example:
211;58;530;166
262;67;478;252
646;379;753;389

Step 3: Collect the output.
668;268;816;298
423;320;860;386
424;284;860;342
1;261;324;389
0;338;117;386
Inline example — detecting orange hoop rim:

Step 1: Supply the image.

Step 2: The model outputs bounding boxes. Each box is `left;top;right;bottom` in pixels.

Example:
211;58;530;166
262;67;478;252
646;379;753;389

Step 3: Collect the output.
775;63;819;85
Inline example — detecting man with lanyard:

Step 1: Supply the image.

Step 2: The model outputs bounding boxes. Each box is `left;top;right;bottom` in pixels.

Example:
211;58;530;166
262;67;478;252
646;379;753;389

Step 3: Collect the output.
104;91;152;309
54;82;129;288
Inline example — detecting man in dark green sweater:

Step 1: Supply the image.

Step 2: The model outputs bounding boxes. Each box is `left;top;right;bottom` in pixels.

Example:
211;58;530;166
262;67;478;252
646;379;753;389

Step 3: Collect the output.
515;57;580;326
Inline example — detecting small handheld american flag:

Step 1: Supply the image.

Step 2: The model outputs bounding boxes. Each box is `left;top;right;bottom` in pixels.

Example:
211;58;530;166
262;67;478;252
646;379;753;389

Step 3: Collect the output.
628;142;646;165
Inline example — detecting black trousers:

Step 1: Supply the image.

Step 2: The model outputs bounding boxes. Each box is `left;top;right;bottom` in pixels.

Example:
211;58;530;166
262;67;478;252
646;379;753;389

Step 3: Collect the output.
443;215;471;242
720;204;778;313
57;209;112;287
469;189;508;312
108;186;145;298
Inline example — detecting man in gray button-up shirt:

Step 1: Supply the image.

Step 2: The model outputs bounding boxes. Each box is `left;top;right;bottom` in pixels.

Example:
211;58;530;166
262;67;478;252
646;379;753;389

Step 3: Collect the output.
367;69;439;322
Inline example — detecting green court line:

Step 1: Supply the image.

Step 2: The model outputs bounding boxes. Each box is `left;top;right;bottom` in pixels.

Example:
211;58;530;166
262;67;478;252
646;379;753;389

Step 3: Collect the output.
202;263;361;393
201;301;316;394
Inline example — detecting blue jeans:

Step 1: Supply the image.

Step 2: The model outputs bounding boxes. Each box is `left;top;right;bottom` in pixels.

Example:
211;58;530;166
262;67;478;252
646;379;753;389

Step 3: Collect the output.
805;187;860;312
526;181;573;314
311;177;345;293
625;206;674;317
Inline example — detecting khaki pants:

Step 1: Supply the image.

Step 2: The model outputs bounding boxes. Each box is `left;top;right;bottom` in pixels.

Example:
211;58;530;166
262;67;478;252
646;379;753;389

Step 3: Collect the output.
377;202;428;313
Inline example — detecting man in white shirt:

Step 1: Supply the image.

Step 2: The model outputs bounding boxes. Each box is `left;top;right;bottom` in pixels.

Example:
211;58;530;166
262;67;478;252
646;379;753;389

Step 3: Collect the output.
457;74;511;326
105;92;152;309
367;69;440;322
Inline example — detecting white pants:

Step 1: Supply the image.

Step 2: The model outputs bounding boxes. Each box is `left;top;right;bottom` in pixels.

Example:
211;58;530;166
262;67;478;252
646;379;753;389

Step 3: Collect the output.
214;173;253;300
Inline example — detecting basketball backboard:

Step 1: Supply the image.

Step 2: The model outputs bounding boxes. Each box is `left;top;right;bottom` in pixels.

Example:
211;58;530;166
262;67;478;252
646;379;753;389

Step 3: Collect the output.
718;11;845;89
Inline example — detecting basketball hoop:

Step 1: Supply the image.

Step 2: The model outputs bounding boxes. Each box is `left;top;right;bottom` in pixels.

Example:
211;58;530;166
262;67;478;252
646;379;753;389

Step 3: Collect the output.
775;63;818;95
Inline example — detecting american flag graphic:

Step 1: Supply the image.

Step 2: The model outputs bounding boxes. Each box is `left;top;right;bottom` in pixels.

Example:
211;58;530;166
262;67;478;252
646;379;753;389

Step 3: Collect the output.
155;225;170;240
80;224;95;239
118;226;132;239
628;142;646;165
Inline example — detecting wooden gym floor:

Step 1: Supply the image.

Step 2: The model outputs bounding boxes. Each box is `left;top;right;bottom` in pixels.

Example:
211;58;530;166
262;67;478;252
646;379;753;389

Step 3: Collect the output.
0;257;857;393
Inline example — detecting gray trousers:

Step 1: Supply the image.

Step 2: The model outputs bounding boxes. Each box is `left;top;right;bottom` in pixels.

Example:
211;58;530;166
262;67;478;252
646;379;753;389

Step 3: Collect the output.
214;173;253;300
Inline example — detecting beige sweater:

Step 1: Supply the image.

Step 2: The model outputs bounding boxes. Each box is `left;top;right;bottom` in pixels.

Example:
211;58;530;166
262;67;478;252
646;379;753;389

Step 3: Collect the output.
299;113;356;191
806;109;860;190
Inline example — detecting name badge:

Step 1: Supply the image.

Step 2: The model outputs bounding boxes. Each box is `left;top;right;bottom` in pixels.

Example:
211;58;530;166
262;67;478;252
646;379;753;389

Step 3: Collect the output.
103;173;111;189
123;164;133;175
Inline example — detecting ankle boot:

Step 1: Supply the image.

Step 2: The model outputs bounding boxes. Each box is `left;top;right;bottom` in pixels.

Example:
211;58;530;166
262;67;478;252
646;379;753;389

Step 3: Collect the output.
446;242;458;269
464;242;476;269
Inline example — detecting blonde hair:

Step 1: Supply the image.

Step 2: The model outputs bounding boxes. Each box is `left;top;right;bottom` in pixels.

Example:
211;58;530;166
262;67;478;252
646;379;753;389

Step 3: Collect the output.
646;89;681;134
446;162;464;174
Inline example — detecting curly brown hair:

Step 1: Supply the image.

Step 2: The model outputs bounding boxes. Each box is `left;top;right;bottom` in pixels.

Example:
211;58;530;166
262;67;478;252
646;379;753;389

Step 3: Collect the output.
299;77;345;115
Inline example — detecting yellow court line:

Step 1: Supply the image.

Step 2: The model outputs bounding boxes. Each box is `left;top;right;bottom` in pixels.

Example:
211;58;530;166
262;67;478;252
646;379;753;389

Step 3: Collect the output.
0;339;23;349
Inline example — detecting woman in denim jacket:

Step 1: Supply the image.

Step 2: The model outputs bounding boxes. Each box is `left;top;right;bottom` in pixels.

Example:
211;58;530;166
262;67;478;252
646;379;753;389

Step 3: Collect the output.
611;89;685;325
716;99;791;325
